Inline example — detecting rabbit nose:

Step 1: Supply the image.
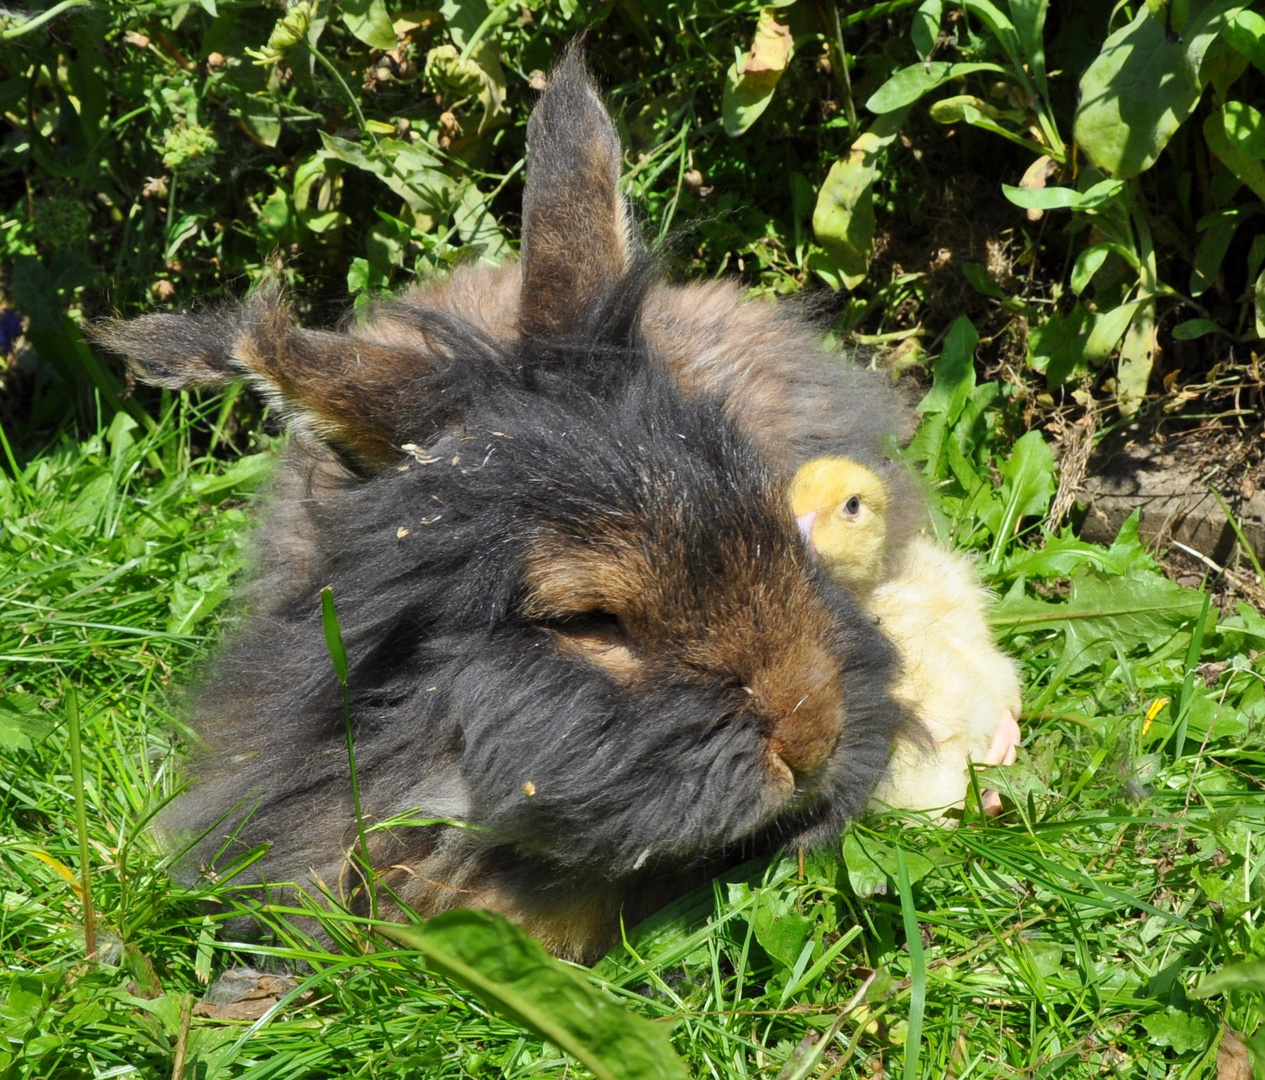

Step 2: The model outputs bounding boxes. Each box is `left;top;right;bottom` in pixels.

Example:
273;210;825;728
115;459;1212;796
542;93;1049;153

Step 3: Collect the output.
753;673;845;782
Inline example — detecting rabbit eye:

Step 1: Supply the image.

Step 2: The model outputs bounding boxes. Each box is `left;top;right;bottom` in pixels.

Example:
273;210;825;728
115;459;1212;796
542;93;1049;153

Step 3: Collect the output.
841;495;862;517
548;609;626;638
541;609;641;684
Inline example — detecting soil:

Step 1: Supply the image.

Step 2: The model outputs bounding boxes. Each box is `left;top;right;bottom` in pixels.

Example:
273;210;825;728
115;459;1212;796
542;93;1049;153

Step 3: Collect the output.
1057;371;1265;610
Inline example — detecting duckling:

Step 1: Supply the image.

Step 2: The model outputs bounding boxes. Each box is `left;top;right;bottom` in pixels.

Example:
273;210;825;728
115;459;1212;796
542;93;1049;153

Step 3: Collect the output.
790;457;1022;819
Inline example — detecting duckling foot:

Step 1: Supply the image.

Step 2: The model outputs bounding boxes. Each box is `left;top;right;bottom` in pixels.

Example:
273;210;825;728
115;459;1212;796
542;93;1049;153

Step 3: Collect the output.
979;710;1021;817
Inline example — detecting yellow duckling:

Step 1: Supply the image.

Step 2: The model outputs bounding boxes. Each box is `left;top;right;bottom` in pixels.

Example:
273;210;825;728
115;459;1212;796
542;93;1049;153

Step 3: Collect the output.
790;457;1022;819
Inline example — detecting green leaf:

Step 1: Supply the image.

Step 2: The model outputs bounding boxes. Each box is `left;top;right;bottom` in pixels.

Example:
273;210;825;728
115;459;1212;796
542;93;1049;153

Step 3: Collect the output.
866;61;1004;114
1085;298;1145;362
1116;297;1156;416
455;182;509;261
1173;317;1229;339
993;567;1205;674
188;451;274;497
341;0;396;50
1204;100;1265;203
751;891;815;971
1001;178;1124;210
1194;958;1265;996
842;831;936;897
1027;303;1091;388
961;261;1006;298
1224;8;1265;73
1142;1008;1213;1053
319;133;456;216
1070;243;1112;294
439;0;507;51
1074;0;1248;178
0;696;53;752
1189;208;1248;296
912;0;943;60
382;911;689;1080
917;315;978;421
1007;0;1050;96
985;429;1055;556
321;586;350;687
812;110;908;287
722;9;793;137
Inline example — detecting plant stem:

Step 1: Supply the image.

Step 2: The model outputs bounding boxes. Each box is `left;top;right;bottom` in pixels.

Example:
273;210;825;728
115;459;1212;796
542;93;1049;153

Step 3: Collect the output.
65;682;97;960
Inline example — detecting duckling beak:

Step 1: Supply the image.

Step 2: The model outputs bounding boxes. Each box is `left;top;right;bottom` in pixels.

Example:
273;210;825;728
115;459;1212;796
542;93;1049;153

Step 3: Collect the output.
795;511;818;555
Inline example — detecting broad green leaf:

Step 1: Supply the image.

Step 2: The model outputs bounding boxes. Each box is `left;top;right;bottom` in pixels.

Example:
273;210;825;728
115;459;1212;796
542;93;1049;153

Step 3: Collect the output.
993;566;1205;674
985;429;1055;555
1027;303;1091;388
866;61;1003;114
1070;243;1112;294
342;0;397;49
439;0;509;51
842;831;936;897
912;0;943;60
1007;0;1050;95
319;133;456;216
1001;512;1157;579
1085;298;1145;362
917;315;978;421
188;451;274;497
383;911;689;1080
1116;297;1156;416
722;9;793;137
961;261;1006;298
1074;0;1247;178
0;696;53;752
1173;317;1229;339
1224;8;1265;73
1194;958;1265;996
751;890;815;971
455;181;509;262
1142;1008;1213;1053
812;109;908;287
1001;178;1124;210
1189;208;1251;295
1203;100;1265;203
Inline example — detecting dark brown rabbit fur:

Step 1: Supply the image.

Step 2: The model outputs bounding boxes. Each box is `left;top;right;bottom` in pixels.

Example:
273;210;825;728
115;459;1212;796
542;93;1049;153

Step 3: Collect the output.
92;46;923;963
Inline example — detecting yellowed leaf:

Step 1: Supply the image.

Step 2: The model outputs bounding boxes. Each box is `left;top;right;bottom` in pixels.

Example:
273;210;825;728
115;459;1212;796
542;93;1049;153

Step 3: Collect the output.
1019;155;1058;221
744;9;792;75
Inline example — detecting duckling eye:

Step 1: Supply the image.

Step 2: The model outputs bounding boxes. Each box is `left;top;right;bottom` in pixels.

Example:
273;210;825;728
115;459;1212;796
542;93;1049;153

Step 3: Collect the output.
841;495;862;517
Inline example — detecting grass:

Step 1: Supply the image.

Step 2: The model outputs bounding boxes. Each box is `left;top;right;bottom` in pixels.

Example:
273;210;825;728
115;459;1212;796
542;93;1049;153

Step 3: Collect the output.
1;383;1263;1079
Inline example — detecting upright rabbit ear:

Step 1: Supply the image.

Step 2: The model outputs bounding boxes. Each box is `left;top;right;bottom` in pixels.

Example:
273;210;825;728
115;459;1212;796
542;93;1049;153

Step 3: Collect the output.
519;44;634;339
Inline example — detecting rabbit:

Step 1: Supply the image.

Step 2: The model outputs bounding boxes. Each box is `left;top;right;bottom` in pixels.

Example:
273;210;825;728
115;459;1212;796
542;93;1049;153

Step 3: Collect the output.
91;45;924;963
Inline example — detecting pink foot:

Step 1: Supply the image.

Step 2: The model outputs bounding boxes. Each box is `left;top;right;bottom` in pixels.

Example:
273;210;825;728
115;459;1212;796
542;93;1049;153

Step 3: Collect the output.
980;710;1021;817
984;710;1021;767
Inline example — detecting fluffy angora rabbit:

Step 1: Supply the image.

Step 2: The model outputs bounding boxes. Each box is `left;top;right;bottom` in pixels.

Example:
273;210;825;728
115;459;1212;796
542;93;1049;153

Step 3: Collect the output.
93;46;921;963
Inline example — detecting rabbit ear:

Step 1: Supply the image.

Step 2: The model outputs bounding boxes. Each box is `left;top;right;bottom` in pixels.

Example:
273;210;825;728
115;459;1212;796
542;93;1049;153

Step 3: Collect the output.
90;287;455;468
519;44;635;339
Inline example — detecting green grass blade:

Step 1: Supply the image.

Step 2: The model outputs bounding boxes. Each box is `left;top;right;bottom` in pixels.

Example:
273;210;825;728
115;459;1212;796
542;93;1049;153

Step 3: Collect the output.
383;910;689;1080
64;681;96;960
896;846;926;1080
